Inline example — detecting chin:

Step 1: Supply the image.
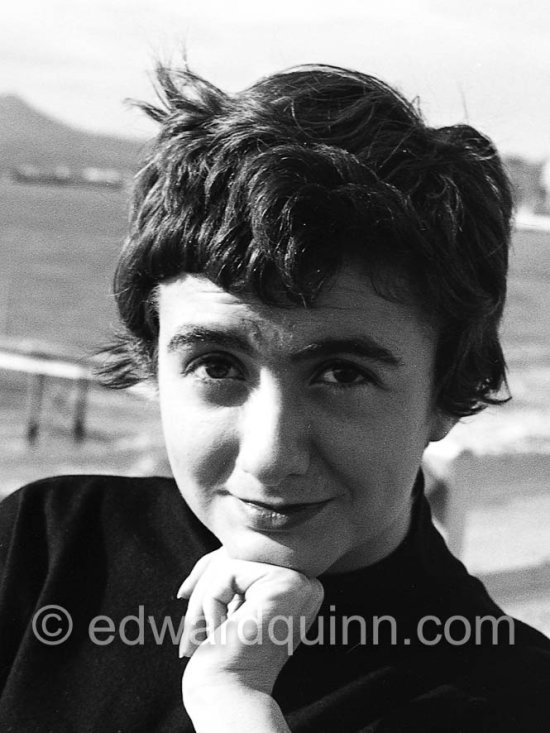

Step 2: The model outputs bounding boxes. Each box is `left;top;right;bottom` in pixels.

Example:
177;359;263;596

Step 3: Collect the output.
221;532;336;578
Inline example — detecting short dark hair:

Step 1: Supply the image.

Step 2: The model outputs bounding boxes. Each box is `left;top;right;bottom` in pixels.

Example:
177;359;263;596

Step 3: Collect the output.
100;63;513;418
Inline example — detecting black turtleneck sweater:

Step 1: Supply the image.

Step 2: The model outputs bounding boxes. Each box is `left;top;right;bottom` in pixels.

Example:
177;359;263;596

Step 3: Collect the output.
0;474;549;732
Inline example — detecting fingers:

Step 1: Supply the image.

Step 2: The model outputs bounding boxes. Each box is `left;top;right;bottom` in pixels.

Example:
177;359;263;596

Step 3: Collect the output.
178;551;242;658
177;550;325;660
177;552;213;599
177;549;274;607
179;576;209;658
202;594;229;641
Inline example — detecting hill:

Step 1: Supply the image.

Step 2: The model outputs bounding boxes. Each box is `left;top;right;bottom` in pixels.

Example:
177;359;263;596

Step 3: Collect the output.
0;94;146;173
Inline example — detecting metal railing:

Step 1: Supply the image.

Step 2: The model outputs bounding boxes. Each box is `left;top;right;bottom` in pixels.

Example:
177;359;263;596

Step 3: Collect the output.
0;336;97;443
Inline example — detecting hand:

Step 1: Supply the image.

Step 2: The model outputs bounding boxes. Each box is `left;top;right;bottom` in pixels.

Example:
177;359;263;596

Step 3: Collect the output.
178;548;324;699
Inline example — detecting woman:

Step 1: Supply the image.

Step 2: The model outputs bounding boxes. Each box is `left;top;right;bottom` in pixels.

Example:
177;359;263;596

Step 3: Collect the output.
1;63;549;732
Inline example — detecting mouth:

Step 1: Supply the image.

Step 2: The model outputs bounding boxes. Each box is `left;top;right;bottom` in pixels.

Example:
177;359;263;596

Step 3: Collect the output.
233;496;333;531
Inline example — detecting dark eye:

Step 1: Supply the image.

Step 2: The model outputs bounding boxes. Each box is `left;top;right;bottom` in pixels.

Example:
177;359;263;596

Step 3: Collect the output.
191;356;243;382
315;363;372;388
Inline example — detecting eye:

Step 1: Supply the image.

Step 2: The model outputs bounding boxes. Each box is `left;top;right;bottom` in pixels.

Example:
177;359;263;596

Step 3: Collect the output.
186;355;244;382
314;362;375;388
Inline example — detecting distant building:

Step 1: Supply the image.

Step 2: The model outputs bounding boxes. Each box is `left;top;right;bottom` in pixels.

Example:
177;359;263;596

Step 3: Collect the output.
81;167;123;188
505;156;546;213
9;165;122;190
541;159;550;213
10;165;74;185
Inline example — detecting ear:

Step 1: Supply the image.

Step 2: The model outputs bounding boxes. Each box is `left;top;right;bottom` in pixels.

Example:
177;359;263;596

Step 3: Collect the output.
427;410;458;444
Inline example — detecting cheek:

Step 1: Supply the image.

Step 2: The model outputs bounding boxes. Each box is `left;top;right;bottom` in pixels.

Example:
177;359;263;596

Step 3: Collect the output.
317;404;428;495
160;396;239;488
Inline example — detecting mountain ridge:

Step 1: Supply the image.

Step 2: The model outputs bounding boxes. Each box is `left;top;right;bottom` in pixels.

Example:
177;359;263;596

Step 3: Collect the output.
0;94;146;172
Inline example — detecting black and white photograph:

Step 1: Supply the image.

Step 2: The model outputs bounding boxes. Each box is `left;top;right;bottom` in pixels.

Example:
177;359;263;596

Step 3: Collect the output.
1;1;549;730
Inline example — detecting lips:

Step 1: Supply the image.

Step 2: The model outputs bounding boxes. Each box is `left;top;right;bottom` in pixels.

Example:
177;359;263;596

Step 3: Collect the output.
233;496;332;531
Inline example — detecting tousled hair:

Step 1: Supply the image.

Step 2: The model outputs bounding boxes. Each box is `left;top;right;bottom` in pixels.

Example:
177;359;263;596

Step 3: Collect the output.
100;63;513;417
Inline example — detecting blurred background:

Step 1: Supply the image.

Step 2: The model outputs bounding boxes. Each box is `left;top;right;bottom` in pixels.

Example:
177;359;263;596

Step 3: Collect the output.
1;0;549;633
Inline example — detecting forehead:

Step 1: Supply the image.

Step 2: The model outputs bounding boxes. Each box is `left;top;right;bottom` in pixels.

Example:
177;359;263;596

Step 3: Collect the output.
156;265;435;360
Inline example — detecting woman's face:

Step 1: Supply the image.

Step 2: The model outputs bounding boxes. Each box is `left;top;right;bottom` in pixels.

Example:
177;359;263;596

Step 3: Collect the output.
156;264;451;577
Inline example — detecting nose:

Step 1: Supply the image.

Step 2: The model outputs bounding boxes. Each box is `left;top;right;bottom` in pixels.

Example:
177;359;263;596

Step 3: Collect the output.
236;375;310;486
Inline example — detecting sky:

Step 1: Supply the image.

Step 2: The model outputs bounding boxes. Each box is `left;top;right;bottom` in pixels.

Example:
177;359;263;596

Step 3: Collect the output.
1;0;549;159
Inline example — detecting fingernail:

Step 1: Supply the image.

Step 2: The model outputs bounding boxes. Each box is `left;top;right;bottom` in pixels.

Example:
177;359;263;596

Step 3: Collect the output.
177;579;190;599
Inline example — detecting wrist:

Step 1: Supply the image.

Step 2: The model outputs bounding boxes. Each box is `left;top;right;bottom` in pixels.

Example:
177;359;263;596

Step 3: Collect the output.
183;672;267;709
184;681;290;733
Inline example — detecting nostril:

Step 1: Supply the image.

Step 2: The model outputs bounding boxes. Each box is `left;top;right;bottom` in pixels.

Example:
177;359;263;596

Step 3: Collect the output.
236;430;310;483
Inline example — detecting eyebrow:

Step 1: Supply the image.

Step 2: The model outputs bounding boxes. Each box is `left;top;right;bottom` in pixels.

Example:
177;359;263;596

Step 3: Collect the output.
293;339;402;367
167;327;255;357
167;327;402;368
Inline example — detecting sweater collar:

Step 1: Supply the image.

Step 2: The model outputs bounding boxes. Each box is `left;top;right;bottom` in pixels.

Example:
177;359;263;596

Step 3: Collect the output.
318;471;469;601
